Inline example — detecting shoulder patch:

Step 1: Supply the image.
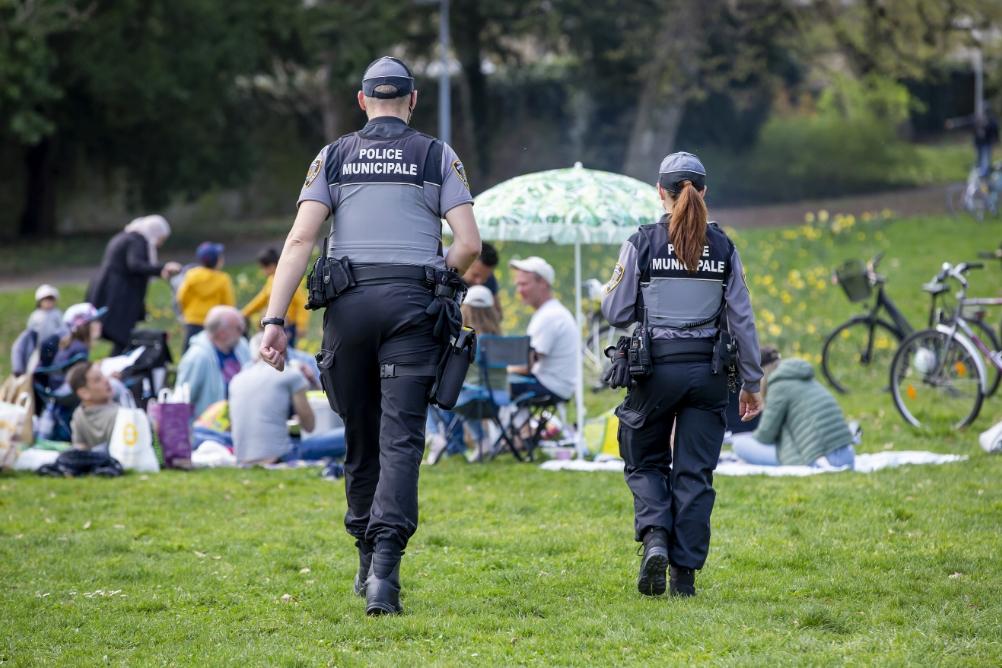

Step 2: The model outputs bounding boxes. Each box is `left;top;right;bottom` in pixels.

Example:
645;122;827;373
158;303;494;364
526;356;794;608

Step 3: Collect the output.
304;158;323;188
605;263;625;294
452;159;470;192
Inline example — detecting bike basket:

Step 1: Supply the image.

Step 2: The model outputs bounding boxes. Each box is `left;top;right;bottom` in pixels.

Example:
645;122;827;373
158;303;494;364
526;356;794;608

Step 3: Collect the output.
834;260;871;302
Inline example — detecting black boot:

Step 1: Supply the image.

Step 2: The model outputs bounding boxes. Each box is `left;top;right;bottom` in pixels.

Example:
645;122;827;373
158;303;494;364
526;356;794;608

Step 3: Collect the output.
637;528;669;596
669;565;696;597
365;549;403;616
353;540;374;597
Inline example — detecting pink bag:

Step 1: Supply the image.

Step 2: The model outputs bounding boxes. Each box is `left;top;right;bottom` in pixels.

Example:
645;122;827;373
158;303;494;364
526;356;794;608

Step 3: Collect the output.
148;390;193;469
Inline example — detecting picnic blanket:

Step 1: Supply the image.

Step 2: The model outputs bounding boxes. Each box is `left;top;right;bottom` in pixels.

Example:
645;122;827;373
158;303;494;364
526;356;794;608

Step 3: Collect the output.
540;450;967;476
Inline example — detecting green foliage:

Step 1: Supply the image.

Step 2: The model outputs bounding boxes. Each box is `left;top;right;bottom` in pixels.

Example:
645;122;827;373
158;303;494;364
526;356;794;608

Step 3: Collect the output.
0;0;82;144
699;76;969;205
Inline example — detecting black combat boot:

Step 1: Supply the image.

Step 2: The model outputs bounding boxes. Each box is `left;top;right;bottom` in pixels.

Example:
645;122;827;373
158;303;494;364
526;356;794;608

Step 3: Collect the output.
353;540;374;597
669;565;696;597
365;548;403;616
637;528;669;596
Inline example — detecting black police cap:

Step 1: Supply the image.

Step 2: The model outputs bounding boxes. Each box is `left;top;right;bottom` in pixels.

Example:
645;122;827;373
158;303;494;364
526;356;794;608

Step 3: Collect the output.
362;56;415;99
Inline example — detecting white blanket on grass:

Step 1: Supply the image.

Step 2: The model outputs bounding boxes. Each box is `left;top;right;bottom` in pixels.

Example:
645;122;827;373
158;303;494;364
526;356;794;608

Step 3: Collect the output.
540;451;967;476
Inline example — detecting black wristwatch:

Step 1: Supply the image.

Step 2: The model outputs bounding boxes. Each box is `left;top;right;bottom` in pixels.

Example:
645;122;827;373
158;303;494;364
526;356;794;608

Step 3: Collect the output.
260;317;286;328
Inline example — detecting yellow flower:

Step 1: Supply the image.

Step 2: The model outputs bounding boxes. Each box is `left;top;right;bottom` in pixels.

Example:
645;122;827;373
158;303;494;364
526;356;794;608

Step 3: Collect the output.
768;324;782;337
818;209;830;223
805;212;816;224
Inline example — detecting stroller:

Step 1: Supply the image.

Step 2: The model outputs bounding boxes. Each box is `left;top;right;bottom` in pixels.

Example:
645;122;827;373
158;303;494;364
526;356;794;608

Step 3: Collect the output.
119;329;173;408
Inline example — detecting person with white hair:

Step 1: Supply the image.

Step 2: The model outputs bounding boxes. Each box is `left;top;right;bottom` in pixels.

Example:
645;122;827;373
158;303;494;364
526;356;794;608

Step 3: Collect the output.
87;214;182;353
176;305;250;416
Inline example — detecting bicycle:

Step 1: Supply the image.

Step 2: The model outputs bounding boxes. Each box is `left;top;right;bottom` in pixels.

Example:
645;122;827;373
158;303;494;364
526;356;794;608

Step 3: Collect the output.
890;261;1002;429
821;253;1000;395
946;163;1002;221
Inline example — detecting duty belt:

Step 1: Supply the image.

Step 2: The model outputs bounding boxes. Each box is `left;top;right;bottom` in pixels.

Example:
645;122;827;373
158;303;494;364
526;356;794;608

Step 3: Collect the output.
352;264;434;286
651;338;714;364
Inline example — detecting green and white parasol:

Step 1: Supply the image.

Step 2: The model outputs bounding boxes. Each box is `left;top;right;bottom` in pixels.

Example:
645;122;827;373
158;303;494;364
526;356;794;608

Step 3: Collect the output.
458;163;662;456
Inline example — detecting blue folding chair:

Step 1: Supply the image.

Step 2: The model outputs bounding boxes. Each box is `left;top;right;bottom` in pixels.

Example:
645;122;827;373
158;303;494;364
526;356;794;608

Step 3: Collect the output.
451;335;526;461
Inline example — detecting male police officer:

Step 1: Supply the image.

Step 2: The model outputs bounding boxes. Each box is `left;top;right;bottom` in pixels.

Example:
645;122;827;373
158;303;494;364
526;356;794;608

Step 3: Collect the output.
259;56;481;616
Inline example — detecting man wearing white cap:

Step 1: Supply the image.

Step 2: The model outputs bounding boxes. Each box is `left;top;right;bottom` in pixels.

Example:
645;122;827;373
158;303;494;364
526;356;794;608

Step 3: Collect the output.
509;256;579;402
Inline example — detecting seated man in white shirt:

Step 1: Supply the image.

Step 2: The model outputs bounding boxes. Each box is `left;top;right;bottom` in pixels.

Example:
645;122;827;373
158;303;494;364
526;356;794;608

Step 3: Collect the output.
507;256;579;401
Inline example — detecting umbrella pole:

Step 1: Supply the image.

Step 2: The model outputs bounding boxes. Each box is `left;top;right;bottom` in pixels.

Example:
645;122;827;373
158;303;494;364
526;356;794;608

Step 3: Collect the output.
574;237;587;458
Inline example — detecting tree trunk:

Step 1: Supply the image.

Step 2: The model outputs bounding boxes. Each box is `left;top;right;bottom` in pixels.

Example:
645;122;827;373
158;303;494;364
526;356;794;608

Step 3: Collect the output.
621;3;701;180
453;0;489;182
19;138;57;238
319;61;342;140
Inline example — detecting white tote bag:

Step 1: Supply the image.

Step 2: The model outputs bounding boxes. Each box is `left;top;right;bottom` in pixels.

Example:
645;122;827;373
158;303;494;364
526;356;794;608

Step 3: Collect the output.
979;420;1002;453
0;392;32;470
108;408;160;472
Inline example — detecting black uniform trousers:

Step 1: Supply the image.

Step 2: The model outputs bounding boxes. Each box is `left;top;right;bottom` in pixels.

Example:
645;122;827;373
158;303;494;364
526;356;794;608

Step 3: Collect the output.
318;282;440;550
616;359;728;570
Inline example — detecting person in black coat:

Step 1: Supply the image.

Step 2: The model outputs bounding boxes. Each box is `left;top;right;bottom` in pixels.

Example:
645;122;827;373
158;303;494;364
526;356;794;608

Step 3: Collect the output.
87;215;182;353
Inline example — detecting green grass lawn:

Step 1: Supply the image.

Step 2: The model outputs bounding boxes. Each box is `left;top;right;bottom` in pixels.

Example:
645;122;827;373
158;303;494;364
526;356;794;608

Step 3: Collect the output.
2;213;1002;664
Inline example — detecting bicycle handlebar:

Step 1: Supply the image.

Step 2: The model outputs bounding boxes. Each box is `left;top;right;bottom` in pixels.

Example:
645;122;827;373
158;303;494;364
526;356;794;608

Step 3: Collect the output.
978;248;1002;260
866;253;886;285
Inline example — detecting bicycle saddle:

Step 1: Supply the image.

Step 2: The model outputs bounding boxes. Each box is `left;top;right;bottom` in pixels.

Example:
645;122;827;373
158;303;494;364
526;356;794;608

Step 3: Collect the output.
922;280;948;295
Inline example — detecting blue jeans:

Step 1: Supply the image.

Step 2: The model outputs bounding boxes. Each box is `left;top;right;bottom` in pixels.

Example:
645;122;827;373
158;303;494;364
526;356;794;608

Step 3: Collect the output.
278;428;347;463
977;144;992;178
731;433;855;468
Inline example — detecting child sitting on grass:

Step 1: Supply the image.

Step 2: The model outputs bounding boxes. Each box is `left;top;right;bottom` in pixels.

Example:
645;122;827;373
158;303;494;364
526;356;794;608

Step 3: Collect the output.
177;242;235;352
67;362;120;452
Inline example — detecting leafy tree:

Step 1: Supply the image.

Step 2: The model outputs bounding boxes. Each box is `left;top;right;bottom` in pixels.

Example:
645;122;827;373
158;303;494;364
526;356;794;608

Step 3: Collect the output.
2;0;300;238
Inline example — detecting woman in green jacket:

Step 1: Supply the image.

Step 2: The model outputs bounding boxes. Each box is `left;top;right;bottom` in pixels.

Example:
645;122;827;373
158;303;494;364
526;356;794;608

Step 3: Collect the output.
731;348;856;468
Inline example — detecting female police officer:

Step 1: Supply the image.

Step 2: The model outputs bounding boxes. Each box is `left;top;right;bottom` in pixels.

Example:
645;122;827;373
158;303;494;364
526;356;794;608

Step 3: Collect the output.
601;151;763;597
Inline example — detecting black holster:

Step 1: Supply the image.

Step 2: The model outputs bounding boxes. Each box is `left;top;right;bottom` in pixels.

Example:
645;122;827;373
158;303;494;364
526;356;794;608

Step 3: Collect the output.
306;254;356;310
430;327;477;409
629;311;653;379
711;325;739;391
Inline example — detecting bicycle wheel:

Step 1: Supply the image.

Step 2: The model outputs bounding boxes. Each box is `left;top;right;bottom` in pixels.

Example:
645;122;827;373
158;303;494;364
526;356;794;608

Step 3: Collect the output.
821;318;901;394
890;329;984;430
945;183;966;216
968;319;1001;397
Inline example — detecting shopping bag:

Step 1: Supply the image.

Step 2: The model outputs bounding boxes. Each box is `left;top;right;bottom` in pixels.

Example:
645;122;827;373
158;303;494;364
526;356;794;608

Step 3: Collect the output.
108;408;159;472
1;374;35;449
980;420;1002;453
147;389;193;469
0;392;32;469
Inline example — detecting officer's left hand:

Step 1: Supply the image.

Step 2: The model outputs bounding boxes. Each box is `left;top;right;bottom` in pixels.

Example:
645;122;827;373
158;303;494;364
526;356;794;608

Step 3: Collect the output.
739;389;763;421
260;324;288;371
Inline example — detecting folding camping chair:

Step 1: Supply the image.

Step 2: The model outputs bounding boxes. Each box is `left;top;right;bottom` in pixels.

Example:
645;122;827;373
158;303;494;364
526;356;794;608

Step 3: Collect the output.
451;335;525;461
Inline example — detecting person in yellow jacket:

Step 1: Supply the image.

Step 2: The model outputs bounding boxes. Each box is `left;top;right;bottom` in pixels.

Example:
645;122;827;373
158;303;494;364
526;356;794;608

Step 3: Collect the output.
241;248;310;347
177;242;235;351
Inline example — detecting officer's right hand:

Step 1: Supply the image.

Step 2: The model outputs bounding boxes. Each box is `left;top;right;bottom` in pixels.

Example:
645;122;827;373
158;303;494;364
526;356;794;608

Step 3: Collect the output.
260;324;288;371
738;389;763;422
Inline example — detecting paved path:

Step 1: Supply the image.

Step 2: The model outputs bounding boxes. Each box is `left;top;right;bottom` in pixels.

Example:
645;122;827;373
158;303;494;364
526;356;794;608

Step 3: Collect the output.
0;185;952;293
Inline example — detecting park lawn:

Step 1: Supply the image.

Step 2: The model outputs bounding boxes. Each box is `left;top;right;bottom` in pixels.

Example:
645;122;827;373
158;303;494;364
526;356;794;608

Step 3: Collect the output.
1;456;1001;665
1;212;1001;664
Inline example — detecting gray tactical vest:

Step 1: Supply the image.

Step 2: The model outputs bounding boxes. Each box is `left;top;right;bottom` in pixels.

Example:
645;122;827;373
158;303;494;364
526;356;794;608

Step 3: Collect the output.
321;118;446;268
636;218;733;330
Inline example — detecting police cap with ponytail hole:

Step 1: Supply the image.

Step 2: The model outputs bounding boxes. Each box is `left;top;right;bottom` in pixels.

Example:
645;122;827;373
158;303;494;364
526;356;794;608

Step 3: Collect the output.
658;151;706;191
